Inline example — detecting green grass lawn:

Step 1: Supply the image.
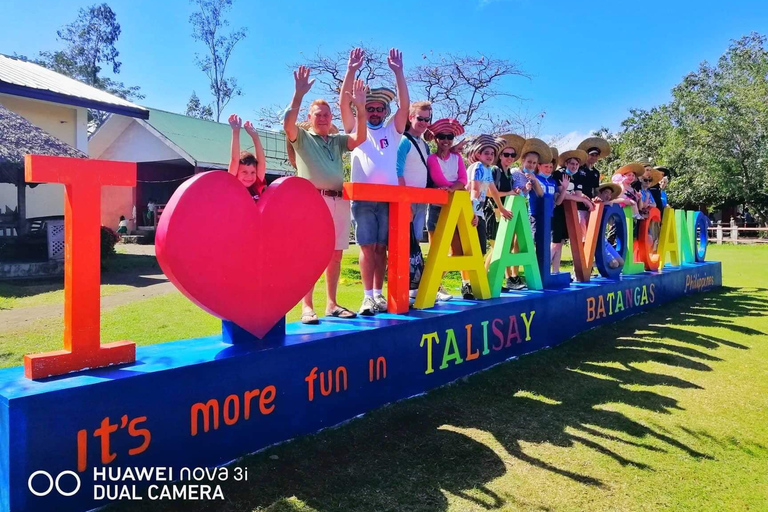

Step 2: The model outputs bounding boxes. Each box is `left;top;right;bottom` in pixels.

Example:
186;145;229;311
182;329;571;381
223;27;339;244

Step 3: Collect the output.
2;245;767;511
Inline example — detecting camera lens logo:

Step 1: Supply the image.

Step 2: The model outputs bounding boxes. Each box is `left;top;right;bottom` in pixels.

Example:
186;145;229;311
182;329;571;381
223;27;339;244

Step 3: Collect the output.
28;471;81;497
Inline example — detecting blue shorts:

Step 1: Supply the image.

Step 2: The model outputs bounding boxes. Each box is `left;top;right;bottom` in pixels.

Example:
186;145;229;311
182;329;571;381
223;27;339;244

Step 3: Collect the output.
412;203;427;242
351;200;389;246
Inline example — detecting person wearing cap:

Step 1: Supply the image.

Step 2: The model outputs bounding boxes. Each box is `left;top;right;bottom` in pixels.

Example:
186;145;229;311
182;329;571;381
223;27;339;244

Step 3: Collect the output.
593;182;626;269
484;134;527;288
463;135;513;299
551;149;595;274
284;64;369;325
341;48;410;316
575;137;611;233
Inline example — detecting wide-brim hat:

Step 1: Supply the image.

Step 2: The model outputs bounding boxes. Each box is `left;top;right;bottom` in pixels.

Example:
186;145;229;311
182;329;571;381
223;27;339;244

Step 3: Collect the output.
558;149;589;168
617;162;646;177
425;118;465;142
577;137;611;159
648;168;665;188
597;182;622;200
498;133;525;158
463;134;506;163
549;146;559;166
520;138;552;164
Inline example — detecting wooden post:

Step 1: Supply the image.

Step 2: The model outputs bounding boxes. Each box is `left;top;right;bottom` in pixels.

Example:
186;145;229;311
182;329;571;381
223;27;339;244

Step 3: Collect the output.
16;170;27;236
730;218;738;244
716;220;723;245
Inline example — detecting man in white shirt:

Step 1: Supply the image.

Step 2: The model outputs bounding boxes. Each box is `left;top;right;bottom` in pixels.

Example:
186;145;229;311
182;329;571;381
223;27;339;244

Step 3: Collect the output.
341;48;410;315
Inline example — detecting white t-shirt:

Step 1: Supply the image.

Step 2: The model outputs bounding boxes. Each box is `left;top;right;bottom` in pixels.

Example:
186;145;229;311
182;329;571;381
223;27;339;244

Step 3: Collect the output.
351;118;400;185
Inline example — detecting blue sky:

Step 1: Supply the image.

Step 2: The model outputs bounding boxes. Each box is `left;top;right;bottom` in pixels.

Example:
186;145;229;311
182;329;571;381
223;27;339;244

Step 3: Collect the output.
2;0;768;146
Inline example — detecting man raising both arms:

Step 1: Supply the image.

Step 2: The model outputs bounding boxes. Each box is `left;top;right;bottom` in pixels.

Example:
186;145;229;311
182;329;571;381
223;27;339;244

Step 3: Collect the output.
341;48;410;316
284;65;368;325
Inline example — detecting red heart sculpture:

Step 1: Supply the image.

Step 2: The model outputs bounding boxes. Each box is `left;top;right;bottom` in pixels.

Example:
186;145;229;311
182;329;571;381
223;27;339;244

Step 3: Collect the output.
156;172;334;338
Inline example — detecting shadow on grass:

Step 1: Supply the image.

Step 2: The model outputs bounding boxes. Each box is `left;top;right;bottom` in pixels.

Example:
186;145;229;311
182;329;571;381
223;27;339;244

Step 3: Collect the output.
108;286;768;512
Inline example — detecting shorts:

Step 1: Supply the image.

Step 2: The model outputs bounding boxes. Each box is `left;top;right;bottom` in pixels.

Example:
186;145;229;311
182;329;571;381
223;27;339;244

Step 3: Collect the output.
427;204;442;232
323;195;351;251
411;203;427;242
351;200;389;246
529;214;537;238
552;207;568;243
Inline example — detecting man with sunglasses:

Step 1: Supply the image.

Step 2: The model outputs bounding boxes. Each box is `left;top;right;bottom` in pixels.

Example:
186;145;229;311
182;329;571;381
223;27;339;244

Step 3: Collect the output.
341;48;411;316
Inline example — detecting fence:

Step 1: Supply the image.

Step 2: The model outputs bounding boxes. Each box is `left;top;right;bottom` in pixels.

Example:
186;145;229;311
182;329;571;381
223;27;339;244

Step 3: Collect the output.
708;219;768;244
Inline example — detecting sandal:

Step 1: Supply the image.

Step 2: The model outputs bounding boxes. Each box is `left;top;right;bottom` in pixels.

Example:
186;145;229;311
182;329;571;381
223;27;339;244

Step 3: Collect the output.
301;311;319;325
326;306;357;319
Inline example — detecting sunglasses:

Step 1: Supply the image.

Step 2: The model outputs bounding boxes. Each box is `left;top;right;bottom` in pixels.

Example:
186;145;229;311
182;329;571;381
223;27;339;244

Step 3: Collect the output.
501;152;517;158
642;178;653;182
416;116;432;122
436;133;455;140
366;106;386;113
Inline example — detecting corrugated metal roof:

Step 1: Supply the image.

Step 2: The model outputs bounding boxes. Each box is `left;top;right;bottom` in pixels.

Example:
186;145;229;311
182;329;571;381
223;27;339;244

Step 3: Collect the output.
144;108;293;174
0;54;148;119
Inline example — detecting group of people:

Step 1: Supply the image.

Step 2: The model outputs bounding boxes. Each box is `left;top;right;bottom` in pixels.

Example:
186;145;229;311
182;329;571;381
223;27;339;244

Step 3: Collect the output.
225;48;672;325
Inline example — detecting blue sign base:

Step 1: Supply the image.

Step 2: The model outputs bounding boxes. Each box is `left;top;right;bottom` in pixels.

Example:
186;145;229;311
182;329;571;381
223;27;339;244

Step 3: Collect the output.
0;262;721;512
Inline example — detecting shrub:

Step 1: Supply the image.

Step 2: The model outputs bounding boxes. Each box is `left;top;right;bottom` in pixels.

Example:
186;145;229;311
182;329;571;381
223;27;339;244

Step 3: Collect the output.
101;226;120;259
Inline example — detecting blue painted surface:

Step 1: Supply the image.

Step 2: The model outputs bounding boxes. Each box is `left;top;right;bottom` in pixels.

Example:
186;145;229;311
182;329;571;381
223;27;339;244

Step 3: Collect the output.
596;204;628;279
0;262;721;512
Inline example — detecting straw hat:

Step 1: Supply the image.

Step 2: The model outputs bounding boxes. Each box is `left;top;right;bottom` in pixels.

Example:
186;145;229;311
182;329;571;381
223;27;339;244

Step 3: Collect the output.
577;137;611;159
647;168;665;188
616;162;645;177
597;182;622;200
549;147;559;166
464;134;506;163
498;133;525;158
520;138;552;164
558;149;589;168
365;87;396;106
424;118;465;142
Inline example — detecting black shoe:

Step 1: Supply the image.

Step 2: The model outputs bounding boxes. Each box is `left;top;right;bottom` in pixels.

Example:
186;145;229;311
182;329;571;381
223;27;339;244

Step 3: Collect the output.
461;283;475;300
508;276;525;291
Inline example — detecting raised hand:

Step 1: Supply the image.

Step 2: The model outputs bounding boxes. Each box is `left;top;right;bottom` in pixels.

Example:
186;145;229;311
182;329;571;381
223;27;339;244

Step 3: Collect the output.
561;174;571;189
346;79;367;108
524;180;533;192
243;120;258;136
387;48;404;73
293;66;315;96
228;113;242;130
348;47;365;73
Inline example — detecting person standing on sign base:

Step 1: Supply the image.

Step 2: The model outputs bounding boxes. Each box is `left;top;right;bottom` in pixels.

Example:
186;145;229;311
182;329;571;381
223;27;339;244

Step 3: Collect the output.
551;149;594;274
284;63;369;325
343;48;410;316
575;136;611;234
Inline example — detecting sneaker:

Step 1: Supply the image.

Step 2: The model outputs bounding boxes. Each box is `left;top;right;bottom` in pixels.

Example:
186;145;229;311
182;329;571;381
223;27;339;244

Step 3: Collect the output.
359;296;377;316
507;276;525;291
436;285;453;302
374;294;387;312
461;283;475;300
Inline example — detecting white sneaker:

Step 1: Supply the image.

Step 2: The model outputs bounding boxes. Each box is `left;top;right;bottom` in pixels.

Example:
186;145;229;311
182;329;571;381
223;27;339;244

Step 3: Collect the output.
374;294;388;312
436;285;453;302
359;296;377;316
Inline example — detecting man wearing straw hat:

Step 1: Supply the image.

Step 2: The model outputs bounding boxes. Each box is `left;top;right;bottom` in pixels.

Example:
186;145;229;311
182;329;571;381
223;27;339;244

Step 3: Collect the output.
575;136;611;232
284;65;369;325
341;48;410;316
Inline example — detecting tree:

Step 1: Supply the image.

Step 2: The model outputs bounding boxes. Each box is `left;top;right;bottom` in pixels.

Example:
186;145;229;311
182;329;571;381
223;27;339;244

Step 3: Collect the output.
37;3;144;130
294;45;527;131
615;32;768;222
189;0;245;122
185;92;214;120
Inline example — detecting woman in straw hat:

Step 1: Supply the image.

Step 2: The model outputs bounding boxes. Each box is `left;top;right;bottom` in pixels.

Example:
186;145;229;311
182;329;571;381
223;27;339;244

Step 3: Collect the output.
550;149;596;274
425;118;468;300
614;162;646;219
483;134;528;288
